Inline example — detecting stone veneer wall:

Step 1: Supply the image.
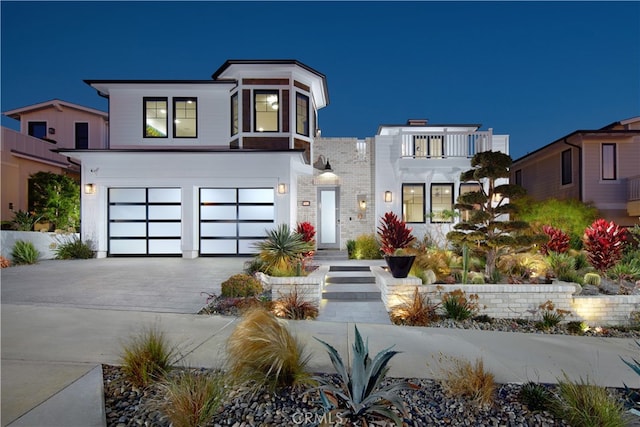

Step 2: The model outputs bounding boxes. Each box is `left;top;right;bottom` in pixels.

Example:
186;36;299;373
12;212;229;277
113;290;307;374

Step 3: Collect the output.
372;266;640;326
256;265;330;307
298;137;376;249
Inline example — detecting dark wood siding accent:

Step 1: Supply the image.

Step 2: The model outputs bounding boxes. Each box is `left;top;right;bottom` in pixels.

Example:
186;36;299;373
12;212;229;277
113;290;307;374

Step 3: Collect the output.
294;138;310;164
243;137;289;150
242;78;289;85
229;138;239;149
282;90;290;133
294;80;310;92
242;90;251;132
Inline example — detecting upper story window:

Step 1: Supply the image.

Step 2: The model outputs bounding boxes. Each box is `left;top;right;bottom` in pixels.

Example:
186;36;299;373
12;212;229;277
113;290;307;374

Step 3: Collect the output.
231;93;238;136
296;93;309;136
28;121;47;139
515;169;522;186
402;183;425;223
356;139;367;162
254;90;279;132
173;98;197;138
431;183;454;223
602;143;617;180
561;149;572;185
75;122;89;149
144;97;167;138
413;135;444;158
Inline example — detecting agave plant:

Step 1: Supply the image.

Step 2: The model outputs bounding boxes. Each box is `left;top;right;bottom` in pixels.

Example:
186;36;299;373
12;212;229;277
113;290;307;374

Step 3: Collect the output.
314;325;412;426
253;224;314;276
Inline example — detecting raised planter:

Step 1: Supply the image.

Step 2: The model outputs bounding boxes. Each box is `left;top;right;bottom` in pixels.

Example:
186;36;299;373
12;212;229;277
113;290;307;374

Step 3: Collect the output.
255;265;330;309
1;230;80;260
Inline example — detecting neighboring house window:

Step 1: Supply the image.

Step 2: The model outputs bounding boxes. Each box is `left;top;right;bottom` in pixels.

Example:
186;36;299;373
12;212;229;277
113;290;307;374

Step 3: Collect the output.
602;143;617;180
231;93;238;136
254;90;279;132
75;122;89;149
459;183;482;222
561;149;572;185
296;93;309;136
356;139;367;162
402;183;425;223
174;97;197;138
431;183;454;223
144;97;167;138
28;121;47;139
515;169;522;186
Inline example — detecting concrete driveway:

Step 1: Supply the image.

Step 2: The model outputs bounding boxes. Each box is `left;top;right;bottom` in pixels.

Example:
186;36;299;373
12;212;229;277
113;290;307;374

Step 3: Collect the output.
0;257;250;313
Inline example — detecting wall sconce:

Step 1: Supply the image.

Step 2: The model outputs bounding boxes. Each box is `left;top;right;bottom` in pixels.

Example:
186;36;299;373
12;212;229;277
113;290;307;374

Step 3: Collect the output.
384;191;393;203
277;183;288;194
322;159;333;173
48;127;55;135
84;183;96;194
357;195;367;211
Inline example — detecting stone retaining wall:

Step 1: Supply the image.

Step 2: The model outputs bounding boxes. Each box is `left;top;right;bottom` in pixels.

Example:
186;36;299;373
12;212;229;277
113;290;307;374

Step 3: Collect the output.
372;266;640;326
256;265;329;308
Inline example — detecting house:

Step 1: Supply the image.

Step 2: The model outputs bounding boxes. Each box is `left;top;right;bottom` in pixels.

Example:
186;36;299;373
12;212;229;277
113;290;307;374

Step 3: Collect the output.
38;59;509;258
510;117;640;227
1;100;108;224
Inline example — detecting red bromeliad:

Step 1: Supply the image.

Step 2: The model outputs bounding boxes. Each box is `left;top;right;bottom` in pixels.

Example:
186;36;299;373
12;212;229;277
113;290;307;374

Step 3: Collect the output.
377;211;415;256
540;225;570;255
583;219;626;272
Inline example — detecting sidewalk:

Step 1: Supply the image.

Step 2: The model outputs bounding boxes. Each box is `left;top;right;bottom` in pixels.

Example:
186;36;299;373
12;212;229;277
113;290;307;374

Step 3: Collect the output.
2;257;640;426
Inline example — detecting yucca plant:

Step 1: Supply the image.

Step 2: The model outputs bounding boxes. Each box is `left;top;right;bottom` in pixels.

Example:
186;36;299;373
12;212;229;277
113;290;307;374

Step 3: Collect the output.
11;240;40;265
314;325;412;426
440;289;480;321
226;307;314;392
583;219;627;273
253;224;314;276
157;369;227;427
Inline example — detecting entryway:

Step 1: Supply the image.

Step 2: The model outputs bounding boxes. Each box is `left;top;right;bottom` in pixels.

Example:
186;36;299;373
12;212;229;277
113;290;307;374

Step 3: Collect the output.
317;187;340;249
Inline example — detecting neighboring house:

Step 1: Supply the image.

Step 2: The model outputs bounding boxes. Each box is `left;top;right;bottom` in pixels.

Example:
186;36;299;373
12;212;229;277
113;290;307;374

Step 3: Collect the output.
1;99;108;224
511;117;640;227
37;59;508;258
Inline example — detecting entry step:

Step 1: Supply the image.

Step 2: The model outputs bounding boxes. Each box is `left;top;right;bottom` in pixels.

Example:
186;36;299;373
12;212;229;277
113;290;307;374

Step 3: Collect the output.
329;266;371;272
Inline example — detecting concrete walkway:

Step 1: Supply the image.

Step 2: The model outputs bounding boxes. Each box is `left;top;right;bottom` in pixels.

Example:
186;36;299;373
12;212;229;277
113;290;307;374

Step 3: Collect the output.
2;258;640;426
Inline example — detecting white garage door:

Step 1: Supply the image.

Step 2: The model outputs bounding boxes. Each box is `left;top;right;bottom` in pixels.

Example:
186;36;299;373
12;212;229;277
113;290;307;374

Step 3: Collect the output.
108;188;182;256
200;188;274;255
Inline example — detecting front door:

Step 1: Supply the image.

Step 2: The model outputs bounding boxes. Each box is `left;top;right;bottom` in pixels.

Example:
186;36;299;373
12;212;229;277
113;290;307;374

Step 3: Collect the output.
317;187;340;249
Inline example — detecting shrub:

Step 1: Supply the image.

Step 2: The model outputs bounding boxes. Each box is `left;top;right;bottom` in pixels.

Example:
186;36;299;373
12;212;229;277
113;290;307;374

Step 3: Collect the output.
437;356;496;408
121;325;178;387
413;248;453;282
566;321;589;335
11;240;40;265
157;369;227;427
220;274;263;298
346;239;356;259
583;272;601;287
0;256;11;268
551;373;626;427
54;236;94;259
253;224;314;276
377;211;415;255
607;260;640;283
9;210;42;231
583;219;627;273
226;307;313;392
390;287;440;326
519;381;552;411
441;289;480;321
314;325;412;426
353;234;382;259
271;287;318;320
540;225;570;255
536;300;571;330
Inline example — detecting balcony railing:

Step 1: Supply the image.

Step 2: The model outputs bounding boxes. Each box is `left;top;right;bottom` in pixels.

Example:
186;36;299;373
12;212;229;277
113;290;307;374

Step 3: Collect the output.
400;129;493;159
628;175;640;201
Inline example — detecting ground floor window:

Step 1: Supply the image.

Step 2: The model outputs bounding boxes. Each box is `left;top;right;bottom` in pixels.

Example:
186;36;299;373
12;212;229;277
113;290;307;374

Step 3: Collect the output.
430;183;454;223
402;183;425;223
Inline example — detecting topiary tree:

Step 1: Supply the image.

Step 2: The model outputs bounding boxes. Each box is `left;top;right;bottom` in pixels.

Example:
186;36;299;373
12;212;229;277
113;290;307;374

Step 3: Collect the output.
446;151;542;280
28;171;80;231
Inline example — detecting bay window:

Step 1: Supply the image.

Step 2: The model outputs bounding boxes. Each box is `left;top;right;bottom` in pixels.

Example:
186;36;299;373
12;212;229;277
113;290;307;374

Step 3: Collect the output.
296;93;309;136
254;90;279;132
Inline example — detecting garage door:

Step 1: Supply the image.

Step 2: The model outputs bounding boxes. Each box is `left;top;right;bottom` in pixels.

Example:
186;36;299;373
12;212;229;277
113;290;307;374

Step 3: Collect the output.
108;188;182;256
200;188;274;255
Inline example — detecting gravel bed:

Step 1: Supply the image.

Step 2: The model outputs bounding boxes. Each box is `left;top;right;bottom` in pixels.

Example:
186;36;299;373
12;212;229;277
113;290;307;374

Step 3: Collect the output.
104;364;585;427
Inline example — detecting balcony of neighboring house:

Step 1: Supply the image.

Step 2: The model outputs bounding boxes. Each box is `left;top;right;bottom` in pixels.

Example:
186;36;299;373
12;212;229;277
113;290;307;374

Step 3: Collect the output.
398;128;495;169
1;127;76;171
627;175;640;217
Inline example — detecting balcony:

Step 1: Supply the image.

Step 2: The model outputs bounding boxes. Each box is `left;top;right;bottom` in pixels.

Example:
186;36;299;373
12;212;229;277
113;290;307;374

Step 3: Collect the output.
627;175;640;217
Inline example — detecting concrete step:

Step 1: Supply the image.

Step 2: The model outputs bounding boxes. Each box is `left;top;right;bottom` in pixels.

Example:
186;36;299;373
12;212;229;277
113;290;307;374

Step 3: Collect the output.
329;266;370;272
322;283;380;300
326;275;376;284
313;250;348;261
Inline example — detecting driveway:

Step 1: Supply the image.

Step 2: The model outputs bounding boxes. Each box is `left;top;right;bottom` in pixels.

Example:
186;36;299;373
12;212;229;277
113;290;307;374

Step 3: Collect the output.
0;257;250;313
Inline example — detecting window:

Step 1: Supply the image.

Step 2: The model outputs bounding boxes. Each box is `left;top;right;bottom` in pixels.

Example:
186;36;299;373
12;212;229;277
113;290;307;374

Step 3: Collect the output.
561;149;572;185
254;90;279;132
75;122;89;149
431;183;454;223
413;135;444;158
231;93;238;136
296;93;309;136
173;98;197;138
602;143;617;180
459;183;482;222
28;121;46;139
144;97;167;138
515;169;522;186
402;184;425;223
356;139;367;161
